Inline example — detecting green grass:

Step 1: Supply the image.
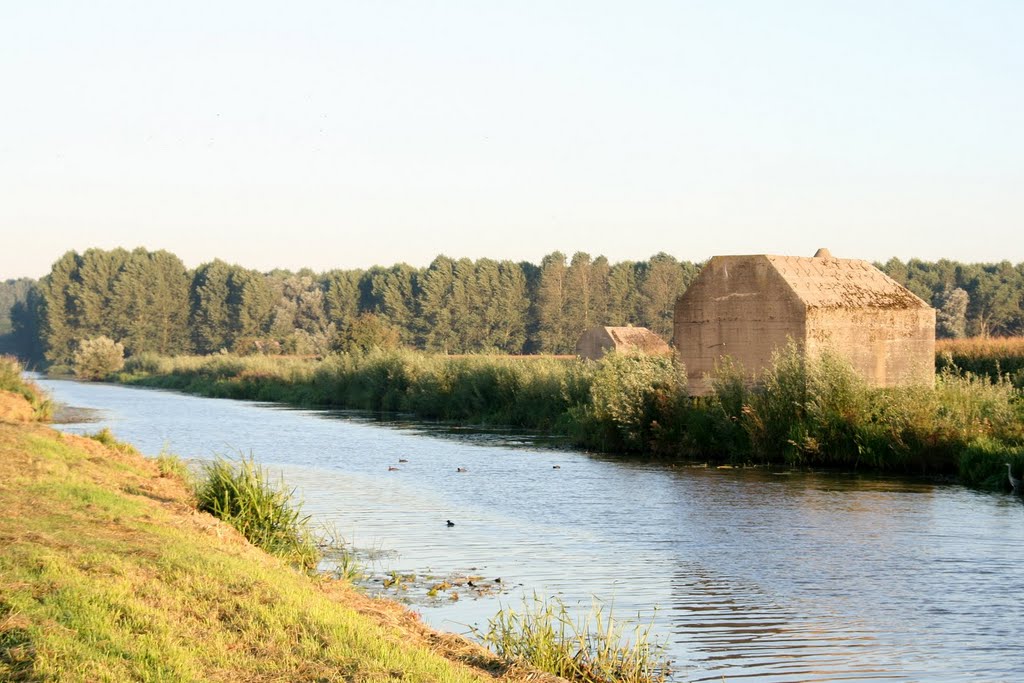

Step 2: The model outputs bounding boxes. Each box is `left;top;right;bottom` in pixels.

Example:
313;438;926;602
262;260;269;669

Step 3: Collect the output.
0;420;528;682
86;427;139;454
196;455;320;571
473;594;671;683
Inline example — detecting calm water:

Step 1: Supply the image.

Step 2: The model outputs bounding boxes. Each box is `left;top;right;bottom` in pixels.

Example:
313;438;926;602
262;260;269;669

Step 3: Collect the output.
35;376;1024;682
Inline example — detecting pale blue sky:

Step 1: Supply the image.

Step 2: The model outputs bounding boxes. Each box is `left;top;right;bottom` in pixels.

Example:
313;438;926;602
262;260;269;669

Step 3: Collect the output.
2;1;1021;279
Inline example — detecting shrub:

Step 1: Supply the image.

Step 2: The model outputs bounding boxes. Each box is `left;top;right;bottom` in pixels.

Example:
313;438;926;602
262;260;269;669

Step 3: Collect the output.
73;336;125;380
586;353;685;451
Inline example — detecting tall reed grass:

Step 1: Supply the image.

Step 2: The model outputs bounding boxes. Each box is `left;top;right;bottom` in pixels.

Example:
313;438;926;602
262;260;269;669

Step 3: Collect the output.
196;455;320;570
473;594;670;683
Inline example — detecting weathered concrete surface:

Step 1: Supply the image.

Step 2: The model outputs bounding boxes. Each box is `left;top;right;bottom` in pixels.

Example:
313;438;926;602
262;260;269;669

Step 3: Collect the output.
576;326;671;360
674;251;936;395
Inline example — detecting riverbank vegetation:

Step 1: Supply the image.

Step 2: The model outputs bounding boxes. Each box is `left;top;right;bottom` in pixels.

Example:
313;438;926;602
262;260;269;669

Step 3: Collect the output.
0;389;571;682
114;348;1024;489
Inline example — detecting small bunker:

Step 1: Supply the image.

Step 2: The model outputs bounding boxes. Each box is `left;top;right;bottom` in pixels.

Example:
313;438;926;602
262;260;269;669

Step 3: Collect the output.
576;326;671;361
674;249;936;395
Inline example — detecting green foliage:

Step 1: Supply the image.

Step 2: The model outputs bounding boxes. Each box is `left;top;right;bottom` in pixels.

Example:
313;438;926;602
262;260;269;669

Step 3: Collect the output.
72;336;125;381
338;312;401;353
473;594;671;683
740;344;873;466
586;353;685;450
196;455;320;570
0;278;42;362
956;435;1024;489
935;338;1024;388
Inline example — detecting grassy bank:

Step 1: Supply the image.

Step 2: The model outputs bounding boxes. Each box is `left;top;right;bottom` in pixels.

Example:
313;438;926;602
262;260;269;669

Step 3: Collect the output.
0;388;563;682
112;348;1024;489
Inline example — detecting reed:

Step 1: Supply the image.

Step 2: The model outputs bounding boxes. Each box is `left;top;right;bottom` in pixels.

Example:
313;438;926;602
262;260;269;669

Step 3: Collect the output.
196;455;320;570
473;594;671;683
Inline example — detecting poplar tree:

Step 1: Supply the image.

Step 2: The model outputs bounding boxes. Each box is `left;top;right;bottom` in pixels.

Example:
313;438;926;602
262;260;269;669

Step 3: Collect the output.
190;260;234;353
535;251;570;353
638;253;698;342
39;251;81;365
417;256;456;352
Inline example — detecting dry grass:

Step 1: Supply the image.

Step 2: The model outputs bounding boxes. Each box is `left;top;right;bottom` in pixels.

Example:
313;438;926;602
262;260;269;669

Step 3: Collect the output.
0;396;565;682
937;337;1024;359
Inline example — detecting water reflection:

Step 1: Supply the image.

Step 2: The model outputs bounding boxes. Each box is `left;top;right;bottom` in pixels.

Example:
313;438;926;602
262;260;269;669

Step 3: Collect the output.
34;376;1024;682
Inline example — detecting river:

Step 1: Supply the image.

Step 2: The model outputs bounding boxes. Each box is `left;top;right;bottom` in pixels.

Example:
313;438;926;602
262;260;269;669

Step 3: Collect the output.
34;376;1024;682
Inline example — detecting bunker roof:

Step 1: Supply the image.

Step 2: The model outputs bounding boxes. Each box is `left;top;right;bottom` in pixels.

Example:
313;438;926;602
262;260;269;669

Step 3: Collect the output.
710;251;929;310
602;326;671;353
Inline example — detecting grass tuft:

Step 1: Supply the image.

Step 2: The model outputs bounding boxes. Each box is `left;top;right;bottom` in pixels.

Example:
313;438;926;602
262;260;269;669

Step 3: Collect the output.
474;593;671;683
196;455;320;570
86;427;139;454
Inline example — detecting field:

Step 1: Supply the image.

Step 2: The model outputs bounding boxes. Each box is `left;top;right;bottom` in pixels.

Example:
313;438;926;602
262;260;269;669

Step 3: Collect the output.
937;337;1024;386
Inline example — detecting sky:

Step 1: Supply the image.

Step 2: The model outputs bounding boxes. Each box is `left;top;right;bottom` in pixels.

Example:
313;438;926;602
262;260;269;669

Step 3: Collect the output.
2;0;1022;279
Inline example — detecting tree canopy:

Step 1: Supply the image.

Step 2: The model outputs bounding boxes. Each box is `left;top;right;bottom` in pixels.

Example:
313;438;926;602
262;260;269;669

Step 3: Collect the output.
2;250;1022;365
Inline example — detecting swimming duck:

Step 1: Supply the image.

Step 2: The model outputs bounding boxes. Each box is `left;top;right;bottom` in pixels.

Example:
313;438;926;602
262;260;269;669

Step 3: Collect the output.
446;520;455;527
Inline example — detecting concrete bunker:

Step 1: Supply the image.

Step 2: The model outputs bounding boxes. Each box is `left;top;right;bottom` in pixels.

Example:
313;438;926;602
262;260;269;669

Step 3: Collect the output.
673;249;936;395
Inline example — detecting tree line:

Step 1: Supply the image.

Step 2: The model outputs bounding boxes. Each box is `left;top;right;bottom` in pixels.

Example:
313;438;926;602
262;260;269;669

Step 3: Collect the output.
1;249;1021;365
0;248;699;364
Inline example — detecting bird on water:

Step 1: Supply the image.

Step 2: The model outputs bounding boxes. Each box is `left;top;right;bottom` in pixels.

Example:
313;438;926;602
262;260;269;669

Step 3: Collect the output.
446;520;455;527
1007;463;1021;494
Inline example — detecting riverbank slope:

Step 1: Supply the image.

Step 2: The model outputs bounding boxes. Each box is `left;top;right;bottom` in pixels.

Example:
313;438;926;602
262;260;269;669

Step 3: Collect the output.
0;389;558;682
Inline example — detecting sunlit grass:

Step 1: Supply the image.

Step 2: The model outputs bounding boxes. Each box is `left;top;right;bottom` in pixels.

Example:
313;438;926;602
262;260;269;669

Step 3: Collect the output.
474;593;671;683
